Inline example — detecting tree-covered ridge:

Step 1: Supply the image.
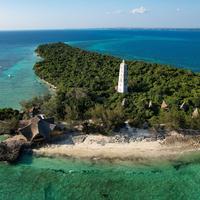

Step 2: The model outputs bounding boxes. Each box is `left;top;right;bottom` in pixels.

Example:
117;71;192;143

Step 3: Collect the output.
34;43;200;130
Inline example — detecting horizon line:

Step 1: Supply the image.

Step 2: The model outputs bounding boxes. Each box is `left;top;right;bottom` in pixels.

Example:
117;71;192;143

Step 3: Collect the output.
0;27;200;32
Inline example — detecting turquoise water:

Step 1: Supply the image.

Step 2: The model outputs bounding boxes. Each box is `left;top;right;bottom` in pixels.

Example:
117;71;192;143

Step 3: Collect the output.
0;45;49;109
1;154;200;200
0;29;200;109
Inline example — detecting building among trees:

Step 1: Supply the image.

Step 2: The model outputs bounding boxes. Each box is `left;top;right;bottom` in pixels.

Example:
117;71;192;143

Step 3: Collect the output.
117;60;128;94
19;115;56;143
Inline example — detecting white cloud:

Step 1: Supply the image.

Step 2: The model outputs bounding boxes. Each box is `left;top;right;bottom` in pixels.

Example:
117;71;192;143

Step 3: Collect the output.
106;10;123;15
130;6;148;14
106;7;149;15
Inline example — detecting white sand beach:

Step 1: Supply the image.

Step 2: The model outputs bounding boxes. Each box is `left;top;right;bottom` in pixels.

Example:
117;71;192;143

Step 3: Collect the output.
33;133;200;162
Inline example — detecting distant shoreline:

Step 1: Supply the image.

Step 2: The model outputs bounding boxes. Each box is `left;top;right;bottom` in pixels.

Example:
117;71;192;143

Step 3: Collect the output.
1;28;200;32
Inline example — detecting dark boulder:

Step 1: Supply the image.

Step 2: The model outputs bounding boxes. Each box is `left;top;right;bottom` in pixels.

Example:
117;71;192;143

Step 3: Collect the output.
0;135;29;162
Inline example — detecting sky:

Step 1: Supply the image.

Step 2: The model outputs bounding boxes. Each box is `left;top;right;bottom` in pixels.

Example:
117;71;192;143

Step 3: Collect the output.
0;0;200;30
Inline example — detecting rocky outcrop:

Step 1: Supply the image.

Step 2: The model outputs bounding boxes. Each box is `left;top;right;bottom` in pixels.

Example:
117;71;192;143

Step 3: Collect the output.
0;135;29;162
178;129;200;136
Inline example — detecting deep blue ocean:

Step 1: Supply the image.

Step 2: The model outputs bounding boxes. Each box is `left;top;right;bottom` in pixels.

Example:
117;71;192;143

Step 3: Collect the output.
0;29;200;108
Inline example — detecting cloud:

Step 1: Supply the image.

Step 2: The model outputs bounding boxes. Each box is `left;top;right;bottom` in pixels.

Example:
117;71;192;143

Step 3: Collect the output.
106;7;149;15
106;10;123;15
130;6;148;14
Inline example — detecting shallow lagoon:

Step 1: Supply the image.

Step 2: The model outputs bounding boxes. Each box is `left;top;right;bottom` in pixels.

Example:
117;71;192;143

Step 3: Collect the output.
1;153;200;200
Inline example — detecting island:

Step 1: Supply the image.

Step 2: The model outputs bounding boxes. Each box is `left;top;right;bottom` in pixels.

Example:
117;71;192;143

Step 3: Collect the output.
0;42;200;162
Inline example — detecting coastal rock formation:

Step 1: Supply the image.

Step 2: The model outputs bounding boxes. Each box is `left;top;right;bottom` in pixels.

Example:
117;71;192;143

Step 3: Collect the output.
0;135;29;162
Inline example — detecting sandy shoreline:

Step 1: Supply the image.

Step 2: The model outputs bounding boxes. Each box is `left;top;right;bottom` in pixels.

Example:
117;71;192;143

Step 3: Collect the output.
33;134;200;162
39;78;57;92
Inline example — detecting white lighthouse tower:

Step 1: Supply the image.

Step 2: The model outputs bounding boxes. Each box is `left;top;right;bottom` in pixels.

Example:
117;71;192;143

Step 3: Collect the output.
117;60;128;93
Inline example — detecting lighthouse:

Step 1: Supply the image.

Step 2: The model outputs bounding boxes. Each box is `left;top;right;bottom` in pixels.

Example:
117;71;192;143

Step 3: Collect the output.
117;60;128;93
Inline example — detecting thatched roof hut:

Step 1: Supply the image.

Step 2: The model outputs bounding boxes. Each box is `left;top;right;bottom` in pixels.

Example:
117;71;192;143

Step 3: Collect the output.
161;100;168;110
192;108;199;118
19;115;56;143
29;107;40;118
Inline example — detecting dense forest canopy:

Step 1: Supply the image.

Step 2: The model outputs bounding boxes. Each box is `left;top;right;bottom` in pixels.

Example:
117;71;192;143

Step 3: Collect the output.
0;108;20;121
0;108;21;135
33;43;200;131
